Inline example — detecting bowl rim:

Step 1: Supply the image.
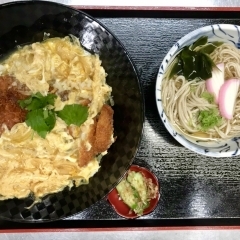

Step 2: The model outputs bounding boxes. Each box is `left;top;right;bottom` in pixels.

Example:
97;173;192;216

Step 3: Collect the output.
155;24;240;158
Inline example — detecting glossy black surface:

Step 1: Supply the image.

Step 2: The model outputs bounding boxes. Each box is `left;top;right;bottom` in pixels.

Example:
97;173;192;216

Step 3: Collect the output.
2;7;240;227
0;2;144;221
66;12;240;222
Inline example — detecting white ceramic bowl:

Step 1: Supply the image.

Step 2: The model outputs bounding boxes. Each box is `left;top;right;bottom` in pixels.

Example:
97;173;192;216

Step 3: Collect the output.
156;24;240;158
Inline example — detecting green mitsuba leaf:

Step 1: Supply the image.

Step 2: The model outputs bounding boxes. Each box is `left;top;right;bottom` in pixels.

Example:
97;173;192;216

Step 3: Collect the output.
56;104;88;126
25;109;56;138
18;92;57;111
19;92;88;138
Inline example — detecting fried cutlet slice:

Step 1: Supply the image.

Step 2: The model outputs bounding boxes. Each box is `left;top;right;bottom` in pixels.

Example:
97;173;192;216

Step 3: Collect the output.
94;104;114;153
78;104;114;167
0;76;28;135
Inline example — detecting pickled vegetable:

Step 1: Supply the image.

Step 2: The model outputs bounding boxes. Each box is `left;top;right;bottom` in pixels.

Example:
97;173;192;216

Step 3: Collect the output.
116;179;143;214
116;170;158;216
127;171;148;206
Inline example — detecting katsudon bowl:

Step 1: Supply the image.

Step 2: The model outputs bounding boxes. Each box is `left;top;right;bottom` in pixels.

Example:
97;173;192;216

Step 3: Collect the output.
0;1;144;221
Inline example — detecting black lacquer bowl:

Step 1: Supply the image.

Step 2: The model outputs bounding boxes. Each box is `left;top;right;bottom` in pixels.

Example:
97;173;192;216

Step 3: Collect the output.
0;1;144;222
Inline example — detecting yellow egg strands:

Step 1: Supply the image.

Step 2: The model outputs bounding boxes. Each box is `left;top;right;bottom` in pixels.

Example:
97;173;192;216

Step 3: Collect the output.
0;36;112;202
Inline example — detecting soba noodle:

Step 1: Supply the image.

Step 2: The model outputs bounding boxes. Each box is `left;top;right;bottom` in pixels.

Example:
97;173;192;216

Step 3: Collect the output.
162;43;240;140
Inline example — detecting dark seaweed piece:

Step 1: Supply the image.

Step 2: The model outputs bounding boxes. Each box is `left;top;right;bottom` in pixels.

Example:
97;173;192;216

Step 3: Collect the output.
190;36;208;51
180;47;199;80
168;56;183;79
199;52;214;80
197;41;224;54
168;36;220;81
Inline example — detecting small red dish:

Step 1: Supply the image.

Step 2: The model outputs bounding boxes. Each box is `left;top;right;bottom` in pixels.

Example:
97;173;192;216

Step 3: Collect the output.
107;165;160;219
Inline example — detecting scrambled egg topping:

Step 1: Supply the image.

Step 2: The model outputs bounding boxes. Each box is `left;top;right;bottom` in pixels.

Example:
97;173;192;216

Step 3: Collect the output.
0;36;113;201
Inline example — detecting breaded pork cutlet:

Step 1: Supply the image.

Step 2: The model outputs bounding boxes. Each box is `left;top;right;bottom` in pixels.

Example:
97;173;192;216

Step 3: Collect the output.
78;104;114;167
94;104;114;153
0;76;28;135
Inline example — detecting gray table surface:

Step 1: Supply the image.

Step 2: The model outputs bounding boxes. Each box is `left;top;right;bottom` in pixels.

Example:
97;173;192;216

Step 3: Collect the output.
1;229;240;240
1;0;240;239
